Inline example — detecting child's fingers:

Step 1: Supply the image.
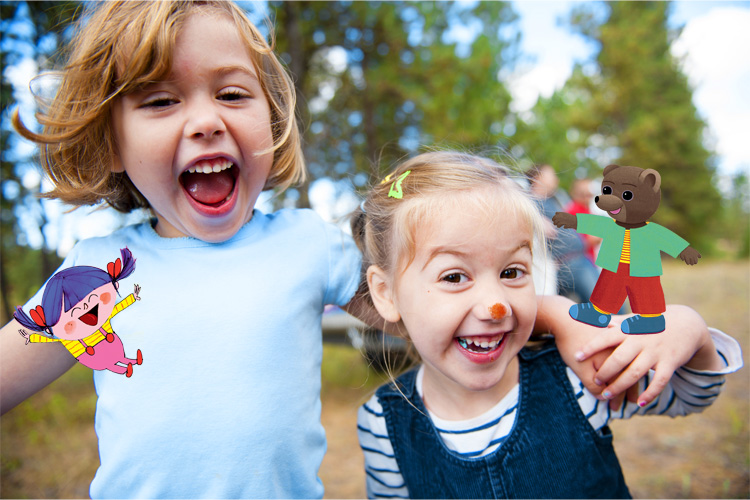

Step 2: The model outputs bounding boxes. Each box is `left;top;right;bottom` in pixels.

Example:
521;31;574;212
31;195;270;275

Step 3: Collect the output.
634;365;674;408
598;352;653;400
592;338;645;386
574;326;626;362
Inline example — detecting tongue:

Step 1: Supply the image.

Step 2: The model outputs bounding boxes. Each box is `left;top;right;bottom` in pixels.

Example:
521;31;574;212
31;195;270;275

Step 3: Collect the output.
182;170;234;205
79;311;98;326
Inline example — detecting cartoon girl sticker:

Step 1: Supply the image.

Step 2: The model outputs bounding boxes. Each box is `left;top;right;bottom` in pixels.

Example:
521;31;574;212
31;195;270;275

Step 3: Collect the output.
14;247;143;377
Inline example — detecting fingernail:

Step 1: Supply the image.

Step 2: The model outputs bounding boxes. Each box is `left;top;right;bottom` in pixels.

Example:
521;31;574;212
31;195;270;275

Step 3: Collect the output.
575;351;585;361
638;400;647;408
602;390;612;400
594;378;603;386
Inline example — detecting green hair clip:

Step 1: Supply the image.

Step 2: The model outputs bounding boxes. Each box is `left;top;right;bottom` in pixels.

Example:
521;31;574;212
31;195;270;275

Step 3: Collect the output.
387;170;411;199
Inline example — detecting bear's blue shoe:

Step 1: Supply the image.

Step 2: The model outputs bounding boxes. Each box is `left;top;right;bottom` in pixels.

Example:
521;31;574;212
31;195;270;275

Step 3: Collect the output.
621;315;665;334
569;303;611;328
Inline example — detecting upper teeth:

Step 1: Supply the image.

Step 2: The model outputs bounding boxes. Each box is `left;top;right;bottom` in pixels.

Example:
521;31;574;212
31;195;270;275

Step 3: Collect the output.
458;335;503;350
186;160;232;174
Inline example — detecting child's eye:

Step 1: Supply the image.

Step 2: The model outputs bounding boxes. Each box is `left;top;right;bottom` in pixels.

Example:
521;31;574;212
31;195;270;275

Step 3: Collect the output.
441;272;467;284
141;97;178;108
501;268;525;280
217;89;251;101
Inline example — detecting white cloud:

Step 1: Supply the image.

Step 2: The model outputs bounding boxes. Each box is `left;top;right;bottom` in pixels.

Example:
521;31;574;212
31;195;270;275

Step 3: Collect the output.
672;6;750;175
507;60;572;113
508;1;591;113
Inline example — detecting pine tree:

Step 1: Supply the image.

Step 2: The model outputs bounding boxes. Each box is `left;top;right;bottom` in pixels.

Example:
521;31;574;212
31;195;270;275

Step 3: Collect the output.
569;1;721;250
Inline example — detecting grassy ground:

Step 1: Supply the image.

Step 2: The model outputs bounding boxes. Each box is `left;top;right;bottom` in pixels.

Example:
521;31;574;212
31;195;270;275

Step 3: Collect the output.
1;260;748;498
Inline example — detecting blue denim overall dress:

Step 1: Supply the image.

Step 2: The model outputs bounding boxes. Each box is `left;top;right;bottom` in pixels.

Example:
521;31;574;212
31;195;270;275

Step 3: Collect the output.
376;343;632;498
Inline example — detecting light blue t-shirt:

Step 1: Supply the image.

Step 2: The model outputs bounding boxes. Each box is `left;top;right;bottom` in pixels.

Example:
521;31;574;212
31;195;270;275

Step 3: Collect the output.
28;209;362;498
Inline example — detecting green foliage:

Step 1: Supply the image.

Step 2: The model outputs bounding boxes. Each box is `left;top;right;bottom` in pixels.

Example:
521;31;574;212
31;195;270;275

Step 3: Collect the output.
2;0;745;288
569;1;721;251
1;1;78;321
270;1;518;192
718;170;750;258
514;1;730;254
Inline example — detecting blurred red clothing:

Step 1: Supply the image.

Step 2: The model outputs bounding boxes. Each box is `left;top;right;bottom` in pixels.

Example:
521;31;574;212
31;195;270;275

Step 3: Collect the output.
566;200;597;262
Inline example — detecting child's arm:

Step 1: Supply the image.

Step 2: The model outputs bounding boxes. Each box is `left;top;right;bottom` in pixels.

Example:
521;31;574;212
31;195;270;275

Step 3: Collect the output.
576;326;741;428
0;319;76;415
357;395;409;499
576;305;727;406
539;295;731;407
535;295;614;398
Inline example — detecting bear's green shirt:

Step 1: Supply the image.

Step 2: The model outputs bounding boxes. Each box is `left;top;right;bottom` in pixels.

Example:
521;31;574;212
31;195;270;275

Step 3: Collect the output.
576;214;689;277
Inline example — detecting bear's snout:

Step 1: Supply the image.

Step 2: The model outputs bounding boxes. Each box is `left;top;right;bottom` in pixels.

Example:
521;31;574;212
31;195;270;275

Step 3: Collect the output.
595;194;623;213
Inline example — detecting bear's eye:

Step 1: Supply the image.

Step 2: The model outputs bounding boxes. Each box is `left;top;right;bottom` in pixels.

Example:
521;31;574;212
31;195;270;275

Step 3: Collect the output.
622;191;634;201
602;186;612;195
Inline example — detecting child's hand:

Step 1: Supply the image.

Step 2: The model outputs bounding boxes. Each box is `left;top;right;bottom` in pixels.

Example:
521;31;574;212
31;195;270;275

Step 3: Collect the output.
134;284;141;300
536;295;615;397
18;329;30;345
575;305;722;408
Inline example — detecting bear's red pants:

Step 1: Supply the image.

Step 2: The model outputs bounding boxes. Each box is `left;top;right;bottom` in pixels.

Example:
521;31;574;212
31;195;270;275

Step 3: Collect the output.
590;262;666;315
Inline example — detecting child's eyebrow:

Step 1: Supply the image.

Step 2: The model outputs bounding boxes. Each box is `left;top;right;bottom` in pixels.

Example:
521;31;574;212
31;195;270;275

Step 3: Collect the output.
421;241;532;270
214;65;261;82
421;248;468;270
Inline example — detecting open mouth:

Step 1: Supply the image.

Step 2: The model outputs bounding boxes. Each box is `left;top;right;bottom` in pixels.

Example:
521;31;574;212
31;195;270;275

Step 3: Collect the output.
609;208;622;215
78;304;99;326
457;334;505;354
180;159;238;208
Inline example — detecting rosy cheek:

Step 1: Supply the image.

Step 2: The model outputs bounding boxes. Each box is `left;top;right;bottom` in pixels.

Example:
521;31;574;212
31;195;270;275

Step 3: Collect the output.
64;321;76;335
100;292;112;305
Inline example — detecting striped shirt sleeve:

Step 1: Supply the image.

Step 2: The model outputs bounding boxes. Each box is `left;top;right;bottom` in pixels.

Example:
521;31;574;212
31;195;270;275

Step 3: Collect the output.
28;334;60;344
357;397;409;499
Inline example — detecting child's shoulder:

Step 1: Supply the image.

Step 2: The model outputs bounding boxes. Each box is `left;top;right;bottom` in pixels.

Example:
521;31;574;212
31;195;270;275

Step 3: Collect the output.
64;222;148;259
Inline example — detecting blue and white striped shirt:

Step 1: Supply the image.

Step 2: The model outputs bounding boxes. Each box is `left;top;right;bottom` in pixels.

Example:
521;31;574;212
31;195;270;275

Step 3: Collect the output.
357;328;743;499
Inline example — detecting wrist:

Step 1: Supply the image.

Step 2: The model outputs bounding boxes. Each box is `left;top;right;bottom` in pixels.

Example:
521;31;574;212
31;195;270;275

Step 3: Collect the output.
684;331;723;372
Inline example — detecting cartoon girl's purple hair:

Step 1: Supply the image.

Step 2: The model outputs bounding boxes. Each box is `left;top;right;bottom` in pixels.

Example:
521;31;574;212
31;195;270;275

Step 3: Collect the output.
14;248;136;337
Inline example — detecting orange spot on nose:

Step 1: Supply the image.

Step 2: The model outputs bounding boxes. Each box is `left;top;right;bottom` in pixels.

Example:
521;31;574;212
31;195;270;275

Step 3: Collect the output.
489;303;506;320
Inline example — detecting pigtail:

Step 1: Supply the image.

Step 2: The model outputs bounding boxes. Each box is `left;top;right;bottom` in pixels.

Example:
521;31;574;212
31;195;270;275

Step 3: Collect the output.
108;247;136;287
14;305;54;337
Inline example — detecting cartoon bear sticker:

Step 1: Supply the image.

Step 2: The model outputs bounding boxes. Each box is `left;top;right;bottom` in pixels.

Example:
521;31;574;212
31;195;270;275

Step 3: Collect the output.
552;165;700;334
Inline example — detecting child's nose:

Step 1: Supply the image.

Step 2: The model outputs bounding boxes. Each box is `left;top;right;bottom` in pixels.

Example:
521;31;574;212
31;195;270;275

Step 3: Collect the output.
185;101;226;140
474;295;511;322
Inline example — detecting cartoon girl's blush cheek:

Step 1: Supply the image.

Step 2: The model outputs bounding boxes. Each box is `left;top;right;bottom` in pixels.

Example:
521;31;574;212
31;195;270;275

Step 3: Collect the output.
101;292;112;305
490;303;506;320
64;321;77;335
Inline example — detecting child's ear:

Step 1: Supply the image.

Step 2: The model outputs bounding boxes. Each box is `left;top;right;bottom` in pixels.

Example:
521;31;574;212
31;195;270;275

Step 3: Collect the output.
111;152;125;173
366;265;401;323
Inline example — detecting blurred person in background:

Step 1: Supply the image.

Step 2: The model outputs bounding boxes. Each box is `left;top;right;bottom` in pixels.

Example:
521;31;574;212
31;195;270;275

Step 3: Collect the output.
566;178;602;264
528;164;599;302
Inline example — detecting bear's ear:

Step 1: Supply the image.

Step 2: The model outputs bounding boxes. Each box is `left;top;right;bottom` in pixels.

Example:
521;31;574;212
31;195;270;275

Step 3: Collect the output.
639;168;661;193
603;164;620;177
